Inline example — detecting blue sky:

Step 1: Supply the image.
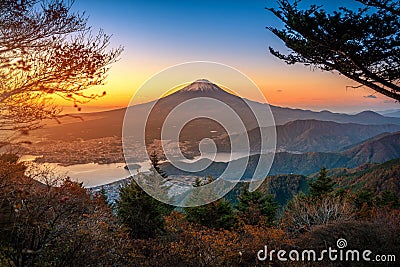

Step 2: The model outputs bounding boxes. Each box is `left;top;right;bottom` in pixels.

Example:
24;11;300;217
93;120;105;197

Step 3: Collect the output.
67;0;399;113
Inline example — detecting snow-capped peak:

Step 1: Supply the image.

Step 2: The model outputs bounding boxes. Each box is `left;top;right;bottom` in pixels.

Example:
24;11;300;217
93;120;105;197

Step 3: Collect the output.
179;79;224;93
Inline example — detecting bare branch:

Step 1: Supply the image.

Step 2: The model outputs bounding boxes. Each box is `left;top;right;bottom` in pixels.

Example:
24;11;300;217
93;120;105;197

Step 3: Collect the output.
0;0;123;141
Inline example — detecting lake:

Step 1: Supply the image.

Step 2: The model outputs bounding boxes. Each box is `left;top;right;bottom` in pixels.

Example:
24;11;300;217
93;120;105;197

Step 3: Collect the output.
20;156;151;187
21;151;254;187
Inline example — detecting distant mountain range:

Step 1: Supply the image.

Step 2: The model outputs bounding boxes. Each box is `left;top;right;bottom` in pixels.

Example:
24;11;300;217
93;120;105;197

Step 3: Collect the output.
30;79;400;176
37;79;400;143
215;120;400;153
162;131;400;177
385;110;400;118
342;132;400;166
378;109;400;118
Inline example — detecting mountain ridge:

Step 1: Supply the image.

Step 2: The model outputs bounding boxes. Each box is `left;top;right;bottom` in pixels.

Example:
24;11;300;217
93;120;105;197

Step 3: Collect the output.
162;131;400;178
26;79;400;169
215;119;400;153
35;79;400;142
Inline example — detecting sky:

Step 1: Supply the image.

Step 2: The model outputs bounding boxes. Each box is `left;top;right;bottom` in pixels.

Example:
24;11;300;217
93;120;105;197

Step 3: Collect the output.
60;0;400;114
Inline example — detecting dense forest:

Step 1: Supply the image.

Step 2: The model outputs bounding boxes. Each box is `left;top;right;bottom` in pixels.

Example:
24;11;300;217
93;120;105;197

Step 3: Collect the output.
1;154;399;266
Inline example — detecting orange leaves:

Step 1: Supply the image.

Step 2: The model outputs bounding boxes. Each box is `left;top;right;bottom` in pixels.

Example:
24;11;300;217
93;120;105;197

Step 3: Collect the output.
135;212;291;266
1;159;135;266
14;201;23;211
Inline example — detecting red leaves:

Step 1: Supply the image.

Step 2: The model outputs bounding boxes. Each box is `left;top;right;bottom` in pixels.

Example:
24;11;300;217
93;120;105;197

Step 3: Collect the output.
60;195;70;202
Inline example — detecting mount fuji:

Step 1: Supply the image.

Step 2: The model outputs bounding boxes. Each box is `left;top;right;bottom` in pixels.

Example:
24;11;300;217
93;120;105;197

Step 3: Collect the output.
36;79;400;144
178;79;227;93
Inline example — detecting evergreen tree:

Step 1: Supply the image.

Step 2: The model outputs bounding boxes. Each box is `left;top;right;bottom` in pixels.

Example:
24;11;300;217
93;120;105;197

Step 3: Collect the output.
149;151;168;178
116;179;171;239
142;151;172;205
183;176;217;207
185;199;237;230
116;152;173;238
267;0;400;101
192;176;204;187
184;176;237;230
309;167;335;198
99;186;109;206
353;189;374;210
376;190;400;209
236;188;279;226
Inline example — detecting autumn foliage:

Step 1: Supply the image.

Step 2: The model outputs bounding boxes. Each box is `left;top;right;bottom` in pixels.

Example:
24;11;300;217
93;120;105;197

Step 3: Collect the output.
1;158;400;266
0;155;134;266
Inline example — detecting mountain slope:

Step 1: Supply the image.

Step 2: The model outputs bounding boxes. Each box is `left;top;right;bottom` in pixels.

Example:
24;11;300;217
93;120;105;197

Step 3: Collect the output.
162;131;400;178
25;79;400;167
381;110;400;118
217;120;400;153
277;120;400;152
334;159;400;196
162;152;352;178
225;159;400;209
342;132;400;166
33;79;400;143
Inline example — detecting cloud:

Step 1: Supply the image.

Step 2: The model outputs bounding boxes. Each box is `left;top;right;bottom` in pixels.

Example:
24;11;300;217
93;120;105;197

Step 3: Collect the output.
363;94;377;99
